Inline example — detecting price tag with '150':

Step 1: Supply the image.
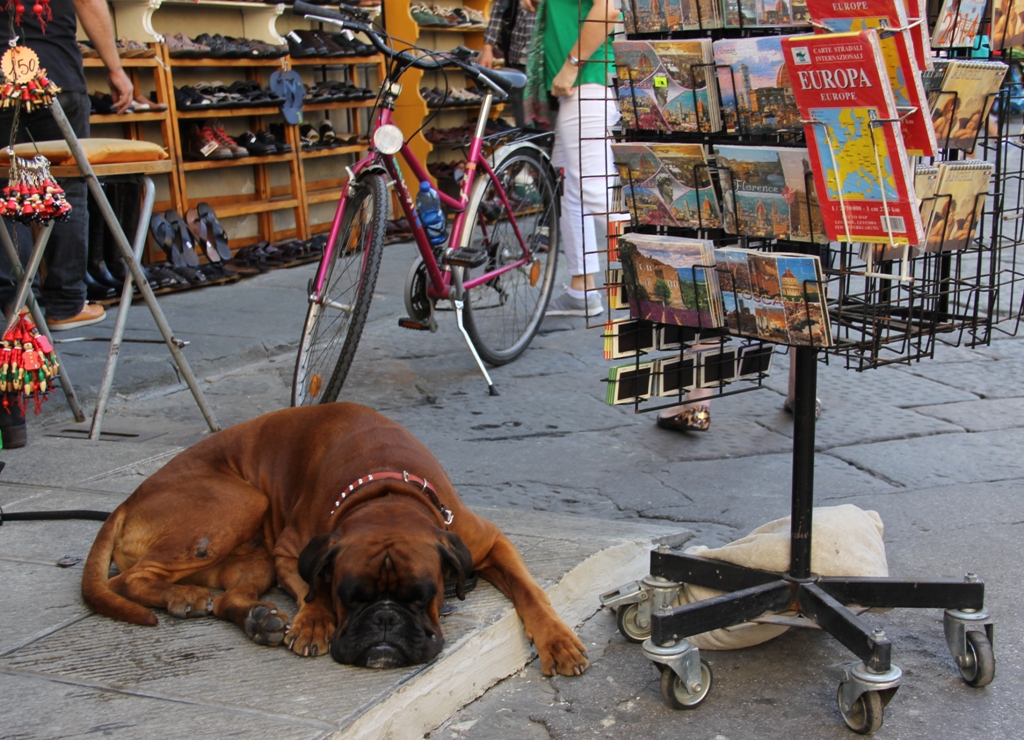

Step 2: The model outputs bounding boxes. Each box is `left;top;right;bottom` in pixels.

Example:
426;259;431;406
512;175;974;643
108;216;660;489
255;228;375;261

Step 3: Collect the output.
2;46;41;85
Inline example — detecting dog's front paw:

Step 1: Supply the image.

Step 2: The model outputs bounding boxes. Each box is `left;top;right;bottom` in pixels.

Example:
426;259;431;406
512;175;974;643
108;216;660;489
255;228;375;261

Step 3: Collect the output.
534;623;589;677
244;603;290;646
286;606;335;657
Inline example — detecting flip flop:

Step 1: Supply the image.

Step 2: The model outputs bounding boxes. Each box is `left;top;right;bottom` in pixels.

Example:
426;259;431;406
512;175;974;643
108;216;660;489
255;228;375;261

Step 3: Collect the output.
196;202;232;261
165;209;201;267
185;207;217;263
149;213;183;267
270;69;305;125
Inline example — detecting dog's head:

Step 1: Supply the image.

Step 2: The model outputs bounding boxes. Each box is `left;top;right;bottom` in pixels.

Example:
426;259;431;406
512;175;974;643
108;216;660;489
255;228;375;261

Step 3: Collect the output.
297;507;474;669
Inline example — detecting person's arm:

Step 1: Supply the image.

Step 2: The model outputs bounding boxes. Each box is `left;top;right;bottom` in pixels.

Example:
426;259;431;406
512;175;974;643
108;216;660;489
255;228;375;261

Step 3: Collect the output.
550;0;618;98
73;0;133;113
480;0;508;68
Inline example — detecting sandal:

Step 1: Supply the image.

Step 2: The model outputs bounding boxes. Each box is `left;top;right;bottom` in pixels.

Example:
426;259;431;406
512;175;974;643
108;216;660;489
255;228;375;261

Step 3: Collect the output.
164;209;201;267
656;405;711;432
196;202;232;261
149;213;183;267
783;398;822;420
171;264;209;285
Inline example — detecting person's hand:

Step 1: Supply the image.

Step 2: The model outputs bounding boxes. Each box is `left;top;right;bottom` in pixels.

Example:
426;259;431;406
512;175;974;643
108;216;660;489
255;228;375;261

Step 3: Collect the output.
108;68;134;114
480;44;495;69
551;63;576;98
521;0;537;11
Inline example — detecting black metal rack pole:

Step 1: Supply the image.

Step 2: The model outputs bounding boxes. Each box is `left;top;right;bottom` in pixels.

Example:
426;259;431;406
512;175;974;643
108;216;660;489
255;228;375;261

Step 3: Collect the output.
789;346;818;580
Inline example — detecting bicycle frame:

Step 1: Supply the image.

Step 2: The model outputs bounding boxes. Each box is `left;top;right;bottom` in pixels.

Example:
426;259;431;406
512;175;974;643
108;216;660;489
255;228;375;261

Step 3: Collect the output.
313;86;535;305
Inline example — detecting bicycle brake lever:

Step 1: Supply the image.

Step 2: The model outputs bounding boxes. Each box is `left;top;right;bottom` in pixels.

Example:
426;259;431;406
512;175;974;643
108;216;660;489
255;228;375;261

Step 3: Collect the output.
336;4;370;22
450;45;477;61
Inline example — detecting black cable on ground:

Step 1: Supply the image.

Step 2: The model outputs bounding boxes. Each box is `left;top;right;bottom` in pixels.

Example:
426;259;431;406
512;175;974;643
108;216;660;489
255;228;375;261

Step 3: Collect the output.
0;508;110;524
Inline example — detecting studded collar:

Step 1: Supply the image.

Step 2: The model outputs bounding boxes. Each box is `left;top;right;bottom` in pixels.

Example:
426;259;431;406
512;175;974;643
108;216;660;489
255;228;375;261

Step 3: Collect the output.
329;470;454;528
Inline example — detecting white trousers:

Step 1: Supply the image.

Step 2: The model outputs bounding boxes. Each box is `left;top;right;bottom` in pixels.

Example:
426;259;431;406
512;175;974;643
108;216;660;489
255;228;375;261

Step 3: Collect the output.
550;84;620;278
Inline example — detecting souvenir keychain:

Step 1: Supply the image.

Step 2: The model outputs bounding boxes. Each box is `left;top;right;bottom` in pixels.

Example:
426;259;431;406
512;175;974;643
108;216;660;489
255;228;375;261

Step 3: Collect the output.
0;311;59;411
0;151;71;222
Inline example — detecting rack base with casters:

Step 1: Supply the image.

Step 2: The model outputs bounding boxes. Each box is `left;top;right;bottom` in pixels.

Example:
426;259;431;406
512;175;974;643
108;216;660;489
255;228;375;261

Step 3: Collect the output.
602;348;996;734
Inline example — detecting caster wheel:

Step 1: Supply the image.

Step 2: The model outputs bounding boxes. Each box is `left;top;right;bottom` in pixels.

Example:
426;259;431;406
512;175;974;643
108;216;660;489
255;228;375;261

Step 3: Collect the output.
659;660;712;710
616;603;651;643
838;687;883;735
959;631;995;687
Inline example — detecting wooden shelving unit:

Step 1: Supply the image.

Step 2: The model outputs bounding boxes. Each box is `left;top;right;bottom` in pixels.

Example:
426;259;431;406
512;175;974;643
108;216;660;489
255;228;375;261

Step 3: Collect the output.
380;0;492;195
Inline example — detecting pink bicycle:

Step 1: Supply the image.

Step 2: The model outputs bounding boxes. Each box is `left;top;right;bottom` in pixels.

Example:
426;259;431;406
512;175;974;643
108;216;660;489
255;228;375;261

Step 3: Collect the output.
291;2;561;405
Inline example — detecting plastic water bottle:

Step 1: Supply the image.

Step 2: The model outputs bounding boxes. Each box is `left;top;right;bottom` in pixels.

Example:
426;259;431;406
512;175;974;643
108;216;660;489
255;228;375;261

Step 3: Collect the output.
416;181;448;246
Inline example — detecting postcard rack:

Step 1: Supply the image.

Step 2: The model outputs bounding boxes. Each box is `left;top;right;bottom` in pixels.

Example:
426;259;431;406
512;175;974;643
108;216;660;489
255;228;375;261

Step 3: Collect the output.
583;0;1023;732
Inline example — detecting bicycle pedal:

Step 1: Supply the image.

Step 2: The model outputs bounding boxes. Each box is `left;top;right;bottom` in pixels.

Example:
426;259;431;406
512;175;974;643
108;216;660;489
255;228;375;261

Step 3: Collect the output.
443;248;488;268
398;316;435;331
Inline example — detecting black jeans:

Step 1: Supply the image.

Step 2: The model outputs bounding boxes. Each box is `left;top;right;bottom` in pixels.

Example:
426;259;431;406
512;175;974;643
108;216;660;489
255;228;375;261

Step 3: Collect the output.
0;91;90;321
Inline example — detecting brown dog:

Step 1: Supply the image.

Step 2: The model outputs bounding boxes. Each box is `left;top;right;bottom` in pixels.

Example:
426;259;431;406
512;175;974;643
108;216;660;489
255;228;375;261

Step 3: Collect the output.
81;403;587;676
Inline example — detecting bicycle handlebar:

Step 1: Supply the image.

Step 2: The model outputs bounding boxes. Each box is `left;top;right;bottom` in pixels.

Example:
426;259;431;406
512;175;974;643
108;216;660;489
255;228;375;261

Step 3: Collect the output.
292;1;523;98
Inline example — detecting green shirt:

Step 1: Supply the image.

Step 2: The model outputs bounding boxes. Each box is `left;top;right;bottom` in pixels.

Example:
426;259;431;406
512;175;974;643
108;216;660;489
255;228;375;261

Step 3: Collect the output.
542;0;614;92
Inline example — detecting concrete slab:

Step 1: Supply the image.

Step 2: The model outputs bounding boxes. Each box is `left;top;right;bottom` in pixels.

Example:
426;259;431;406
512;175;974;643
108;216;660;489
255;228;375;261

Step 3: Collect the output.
0;436;180;490
0;507;686;740
913;397;1024;432
897;356;1024;400
0;670;331;740
826;428;1024;488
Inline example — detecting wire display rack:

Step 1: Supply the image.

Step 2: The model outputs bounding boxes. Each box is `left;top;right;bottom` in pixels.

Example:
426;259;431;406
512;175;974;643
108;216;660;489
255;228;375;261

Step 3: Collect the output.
570;0;1024;732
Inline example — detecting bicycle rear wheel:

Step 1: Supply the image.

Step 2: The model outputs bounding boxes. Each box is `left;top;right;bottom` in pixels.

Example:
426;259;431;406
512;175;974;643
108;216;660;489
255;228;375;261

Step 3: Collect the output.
461;145;560;365
292;172;386;406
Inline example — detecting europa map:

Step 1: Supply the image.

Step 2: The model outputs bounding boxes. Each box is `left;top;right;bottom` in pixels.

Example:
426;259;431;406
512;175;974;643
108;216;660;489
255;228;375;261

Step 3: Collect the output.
811;106;898;202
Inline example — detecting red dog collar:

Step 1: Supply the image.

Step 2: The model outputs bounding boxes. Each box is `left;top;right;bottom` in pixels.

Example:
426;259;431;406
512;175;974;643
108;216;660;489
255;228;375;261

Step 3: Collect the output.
330;470;454;527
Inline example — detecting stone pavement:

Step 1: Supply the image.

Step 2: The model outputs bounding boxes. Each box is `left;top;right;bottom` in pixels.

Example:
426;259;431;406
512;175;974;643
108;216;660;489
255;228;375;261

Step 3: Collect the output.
0;240;1022;738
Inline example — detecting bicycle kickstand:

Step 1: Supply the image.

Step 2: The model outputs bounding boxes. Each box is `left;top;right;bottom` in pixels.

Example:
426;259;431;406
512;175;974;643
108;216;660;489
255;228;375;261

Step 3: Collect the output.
448;263;499;396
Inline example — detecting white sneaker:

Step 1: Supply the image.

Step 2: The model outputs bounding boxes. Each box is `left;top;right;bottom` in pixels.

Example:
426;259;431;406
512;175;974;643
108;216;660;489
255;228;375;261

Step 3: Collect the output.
545;289;603;317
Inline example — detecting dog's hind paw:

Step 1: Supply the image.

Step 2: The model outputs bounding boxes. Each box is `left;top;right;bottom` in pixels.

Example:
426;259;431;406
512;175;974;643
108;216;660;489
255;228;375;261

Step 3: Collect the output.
244;604;289;646
166;588;214;619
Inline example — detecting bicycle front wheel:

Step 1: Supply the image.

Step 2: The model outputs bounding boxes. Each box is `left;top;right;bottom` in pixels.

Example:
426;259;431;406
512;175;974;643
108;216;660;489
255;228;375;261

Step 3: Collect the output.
461;145;560;365
292;172;386;406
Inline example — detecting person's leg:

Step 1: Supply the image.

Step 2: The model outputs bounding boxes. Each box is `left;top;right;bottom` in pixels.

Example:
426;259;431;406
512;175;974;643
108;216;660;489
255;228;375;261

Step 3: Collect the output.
29;92;91;321
548;85;618;314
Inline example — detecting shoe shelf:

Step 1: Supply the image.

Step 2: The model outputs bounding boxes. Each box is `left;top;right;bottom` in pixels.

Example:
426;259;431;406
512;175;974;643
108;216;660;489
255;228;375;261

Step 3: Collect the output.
287;55;385;67
90;112;170;125
175;105;284;119
180;152;296;171
112;0;285;45
381;0;491;196
97;0;387;250
303;100;377;113
168;58;287;69
205;194;301;220
300;143;366;160
83;41;183;265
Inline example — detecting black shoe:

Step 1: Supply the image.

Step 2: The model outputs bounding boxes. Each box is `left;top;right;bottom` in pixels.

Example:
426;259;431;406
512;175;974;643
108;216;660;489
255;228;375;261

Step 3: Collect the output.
257;128;292;154
286;30;325;57
85;269;118;300
235;130;277;156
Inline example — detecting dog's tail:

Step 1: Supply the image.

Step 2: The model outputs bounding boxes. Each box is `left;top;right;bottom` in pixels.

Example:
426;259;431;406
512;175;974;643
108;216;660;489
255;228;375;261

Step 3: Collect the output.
81;505;158;626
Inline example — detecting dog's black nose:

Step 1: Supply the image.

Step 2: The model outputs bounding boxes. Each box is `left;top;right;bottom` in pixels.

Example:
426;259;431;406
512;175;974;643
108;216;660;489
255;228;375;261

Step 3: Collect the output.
370;607;401;631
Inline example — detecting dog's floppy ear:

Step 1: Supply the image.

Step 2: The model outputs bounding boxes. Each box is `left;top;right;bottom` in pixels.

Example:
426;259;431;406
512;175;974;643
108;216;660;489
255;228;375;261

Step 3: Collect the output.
298;534;340;603
438;531;474;601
